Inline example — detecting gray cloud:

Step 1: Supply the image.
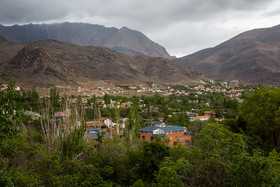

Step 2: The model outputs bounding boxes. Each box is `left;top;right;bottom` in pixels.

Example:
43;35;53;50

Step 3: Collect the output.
0;0;279;56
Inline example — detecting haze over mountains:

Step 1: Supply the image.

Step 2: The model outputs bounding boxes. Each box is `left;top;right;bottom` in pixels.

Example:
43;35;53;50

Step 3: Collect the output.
174;24;280;85
0;22;171;59
0;36;202;89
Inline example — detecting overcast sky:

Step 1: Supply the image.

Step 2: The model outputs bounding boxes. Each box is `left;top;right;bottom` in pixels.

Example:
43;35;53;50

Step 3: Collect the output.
1;0;280;57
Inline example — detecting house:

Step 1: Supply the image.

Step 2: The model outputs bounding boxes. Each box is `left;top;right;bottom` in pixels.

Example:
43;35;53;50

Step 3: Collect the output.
86;127;101;133
23;110;41;120
158;118;165;121
86;121;106;128
86;117;119;138
188;115;210;122
186;112;198;117
139;125;191;146
120;103;127;108
1;84;7;91
153;121;166;127
198;115;210;121
188;117;198;122
204;111;216;118
87;131;112;139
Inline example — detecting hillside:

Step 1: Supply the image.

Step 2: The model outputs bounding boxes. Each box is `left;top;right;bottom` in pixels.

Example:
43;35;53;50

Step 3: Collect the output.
0;22;171;59
174;24;280;85
0;37;202;89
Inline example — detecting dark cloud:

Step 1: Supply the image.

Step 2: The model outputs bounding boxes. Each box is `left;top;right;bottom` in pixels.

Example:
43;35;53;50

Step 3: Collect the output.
0;0;279;56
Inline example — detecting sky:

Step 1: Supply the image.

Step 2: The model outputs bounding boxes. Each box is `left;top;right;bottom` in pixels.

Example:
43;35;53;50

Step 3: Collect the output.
1;0;280;57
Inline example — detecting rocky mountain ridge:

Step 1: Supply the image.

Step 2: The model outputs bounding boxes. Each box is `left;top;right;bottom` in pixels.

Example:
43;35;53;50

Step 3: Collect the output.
0;36;202;89
174;24;280;85
0;22;171;59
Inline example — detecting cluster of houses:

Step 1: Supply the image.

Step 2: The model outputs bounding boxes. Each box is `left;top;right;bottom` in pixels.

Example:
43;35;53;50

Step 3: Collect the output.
187;110;223;122
84;116;193;147
86;117;126;139
1;84;21;91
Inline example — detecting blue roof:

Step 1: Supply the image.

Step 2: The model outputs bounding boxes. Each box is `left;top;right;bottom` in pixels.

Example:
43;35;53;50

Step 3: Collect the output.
185;131;192;135
86;132;111;139
152;134;166;137
153;121;164;125
188;117;197;119
139;125;186;132
87;132;98;139
87;127;100;132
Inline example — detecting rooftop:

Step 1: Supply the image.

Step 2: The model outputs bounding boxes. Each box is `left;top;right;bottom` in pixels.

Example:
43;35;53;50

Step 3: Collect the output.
139;125;186;132
153;121;164;125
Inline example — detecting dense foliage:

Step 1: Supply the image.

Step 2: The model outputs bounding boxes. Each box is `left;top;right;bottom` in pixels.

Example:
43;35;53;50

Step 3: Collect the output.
1;79;280;186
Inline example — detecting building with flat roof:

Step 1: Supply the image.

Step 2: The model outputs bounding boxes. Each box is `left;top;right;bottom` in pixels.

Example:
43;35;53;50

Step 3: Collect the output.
139;125;191;146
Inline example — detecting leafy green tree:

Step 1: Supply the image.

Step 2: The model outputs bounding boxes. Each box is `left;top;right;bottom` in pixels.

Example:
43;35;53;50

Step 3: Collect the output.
138;142;170;183
50;87;60;109
104;93;111;106
0;78;22;140
231;152;278;186
155;157;190;186
125;106;143;141
188;123;245;186
239;87;280;152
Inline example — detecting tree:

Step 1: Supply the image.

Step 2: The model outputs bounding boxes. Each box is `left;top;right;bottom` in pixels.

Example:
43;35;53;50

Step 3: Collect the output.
50;87;60;109
138;142;170;183
231;152;278;186
155;157;190;186
0;77;21;140
188;123;245;186
239;87;280;152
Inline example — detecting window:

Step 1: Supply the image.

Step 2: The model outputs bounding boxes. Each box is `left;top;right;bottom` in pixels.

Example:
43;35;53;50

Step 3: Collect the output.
180;136;183;139
170;137;173;140
166;131;169;134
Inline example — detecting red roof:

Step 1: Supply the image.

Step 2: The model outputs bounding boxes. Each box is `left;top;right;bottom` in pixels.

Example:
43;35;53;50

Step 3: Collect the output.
204;111;216;114
199;115;210;118
87;122;105;127
100;117;108;121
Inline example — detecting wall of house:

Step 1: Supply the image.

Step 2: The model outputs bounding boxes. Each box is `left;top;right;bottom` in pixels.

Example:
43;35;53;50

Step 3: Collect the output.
139;131;154;141
165;131;191;146
139;130;191;146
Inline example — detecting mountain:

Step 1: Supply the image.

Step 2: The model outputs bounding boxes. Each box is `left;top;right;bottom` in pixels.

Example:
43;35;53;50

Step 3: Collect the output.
0;22;171;59
174;24;280;85
0;36;202;89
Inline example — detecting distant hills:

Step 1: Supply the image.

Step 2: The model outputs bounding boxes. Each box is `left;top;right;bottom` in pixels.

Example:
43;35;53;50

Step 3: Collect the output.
0;36;202;89
174;24;280;85
0;22;171;59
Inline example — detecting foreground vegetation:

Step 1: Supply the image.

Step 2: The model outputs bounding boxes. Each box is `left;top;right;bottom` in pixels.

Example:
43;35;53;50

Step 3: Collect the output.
1;78;280;186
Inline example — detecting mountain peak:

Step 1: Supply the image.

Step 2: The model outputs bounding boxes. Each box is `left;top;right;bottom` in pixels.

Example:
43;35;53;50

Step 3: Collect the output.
0;39;202;88
174;24;280;85
0;22;171;59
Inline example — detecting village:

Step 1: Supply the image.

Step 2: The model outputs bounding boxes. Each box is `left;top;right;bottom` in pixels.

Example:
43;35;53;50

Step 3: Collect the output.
10;79;254;147
2;77;280;186
74;79;250;100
